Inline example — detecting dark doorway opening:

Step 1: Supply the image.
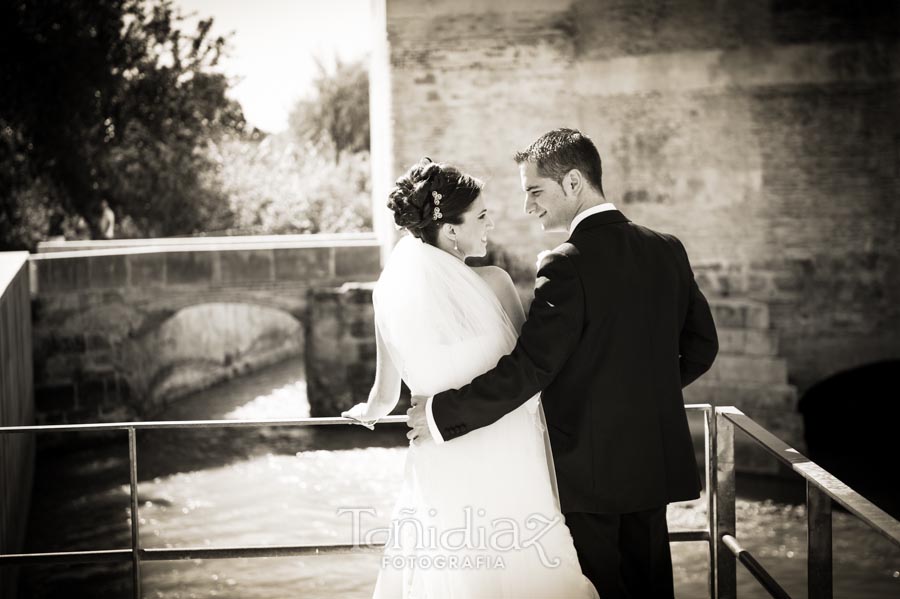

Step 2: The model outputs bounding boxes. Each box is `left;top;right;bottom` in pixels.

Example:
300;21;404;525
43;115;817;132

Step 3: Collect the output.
799;360;900;519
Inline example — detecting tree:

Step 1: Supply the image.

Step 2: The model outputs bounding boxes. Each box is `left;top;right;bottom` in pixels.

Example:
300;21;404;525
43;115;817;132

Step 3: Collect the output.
212;132;372;236
0;0;243;250
288;57;369;163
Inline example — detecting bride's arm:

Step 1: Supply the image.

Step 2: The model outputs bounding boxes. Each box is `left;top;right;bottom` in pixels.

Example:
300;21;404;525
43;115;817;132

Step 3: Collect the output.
501;272;527;332
342;322;402;426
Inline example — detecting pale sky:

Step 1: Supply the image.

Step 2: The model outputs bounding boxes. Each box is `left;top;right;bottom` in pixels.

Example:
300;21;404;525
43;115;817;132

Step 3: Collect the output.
175;0;373;133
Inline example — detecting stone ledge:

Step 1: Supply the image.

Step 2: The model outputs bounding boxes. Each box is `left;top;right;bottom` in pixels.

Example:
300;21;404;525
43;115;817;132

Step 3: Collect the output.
683;381;798;413
33;233;379;255
716;327;779;356
704;354;788;385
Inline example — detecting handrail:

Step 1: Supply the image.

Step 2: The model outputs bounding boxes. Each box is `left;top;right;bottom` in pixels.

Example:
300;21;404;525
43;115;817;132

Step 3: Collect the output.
719;407;900;550
0;414;409;434
721;534;792;599
0;406;714;598
0;543;388;566
3;404;900;599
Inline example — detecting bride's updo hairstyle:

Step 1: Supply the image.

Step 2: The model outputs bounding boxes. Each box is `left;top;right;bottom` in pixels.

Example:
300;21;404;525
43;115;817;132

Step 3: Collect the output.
387;157;483;246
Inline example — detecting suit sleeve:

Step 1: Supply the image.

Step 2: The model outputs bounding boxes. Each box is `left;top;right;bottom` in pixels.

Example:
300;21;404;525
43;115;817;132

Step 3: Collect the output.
675;240;719;388
430;252;584;442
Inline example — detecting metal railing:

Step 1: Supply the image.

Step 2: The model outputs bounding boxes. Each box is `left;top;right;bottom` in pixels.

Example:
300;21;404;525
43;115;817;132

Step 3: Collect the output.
2;405;899;598
711;406;900;598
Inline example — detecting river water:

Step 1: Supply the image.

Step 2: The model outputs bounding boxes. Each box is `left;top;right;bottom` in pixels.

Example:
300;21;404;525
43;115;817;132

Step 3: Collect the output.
19;358;900;598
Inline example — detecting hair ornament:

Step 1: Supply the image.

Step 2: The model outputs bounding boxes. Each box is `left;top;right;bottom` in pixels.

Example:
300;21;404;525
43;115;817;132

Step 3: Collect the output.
432;190;443;220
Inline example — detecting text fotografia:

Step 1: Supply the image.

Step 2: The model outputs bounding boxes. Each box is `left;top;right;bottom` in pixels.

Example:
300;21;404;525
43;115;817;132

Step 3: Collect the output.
337;506;563;568
383;554;506;570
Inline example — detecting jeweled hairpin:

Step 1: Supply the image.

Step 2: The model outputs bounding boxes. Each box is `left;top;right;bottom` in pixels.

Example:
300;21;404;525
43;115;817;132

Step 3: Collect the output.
432;191;443;220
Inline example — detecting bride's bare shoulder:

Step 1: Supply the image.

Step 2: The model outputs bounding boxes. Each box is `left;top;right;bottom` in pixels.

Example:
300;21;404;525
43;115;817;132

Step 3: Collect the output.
472;266;523;318
471;265;512;290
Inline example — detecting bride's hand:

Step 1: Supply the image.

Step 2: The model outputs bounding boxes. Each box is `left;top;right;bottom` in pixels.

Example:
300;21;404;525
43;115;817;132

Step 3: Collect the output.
341;403;378;430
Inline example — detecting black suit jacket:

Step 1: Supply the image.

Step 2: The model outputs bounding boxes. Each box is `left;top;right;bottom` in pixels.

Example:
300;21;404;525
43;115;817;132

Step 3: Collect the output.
432;210;719;514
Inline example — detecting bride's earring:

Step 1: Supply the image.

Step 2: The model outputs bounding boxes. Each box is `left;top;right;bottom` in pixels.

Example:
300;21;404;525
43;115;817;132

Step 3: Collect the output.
453;237;459;252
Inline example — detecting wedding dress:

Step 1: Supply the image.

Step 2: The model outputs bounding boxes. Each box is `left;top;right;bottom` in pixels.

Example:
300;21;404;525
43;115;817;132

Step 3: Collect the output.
349;234;599;599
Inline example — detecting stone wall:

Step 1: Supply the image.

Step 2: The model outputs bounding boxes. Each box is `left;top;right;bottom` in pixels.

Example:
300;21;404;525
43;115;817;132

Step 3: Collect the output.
378;0;900;455
29;236;381;424
306;283;385;417
0;252;34;599
304;282;412;418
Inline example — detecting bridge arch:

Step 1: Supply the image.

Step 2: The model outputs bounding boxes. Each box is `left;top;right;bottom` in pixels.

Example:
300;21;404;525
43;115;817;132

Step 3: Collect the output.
122;302;303;409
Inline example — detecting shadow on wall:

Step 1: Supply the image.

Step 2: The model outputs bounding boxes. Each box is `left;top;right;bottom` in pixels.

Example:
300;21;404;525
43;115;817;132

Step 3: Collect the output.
121;302;304;411
799;360;900;519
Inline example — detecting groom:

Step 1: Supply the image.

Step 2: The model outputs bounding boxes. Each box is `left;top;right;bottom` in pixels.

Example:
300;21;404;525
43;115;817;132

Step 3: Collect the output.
407;128;718;598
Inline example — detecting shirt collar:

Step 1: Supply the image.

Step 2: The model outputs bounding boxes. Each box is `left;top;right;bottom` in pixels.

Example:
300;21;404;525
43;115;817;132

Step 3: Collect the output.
568;202;618;234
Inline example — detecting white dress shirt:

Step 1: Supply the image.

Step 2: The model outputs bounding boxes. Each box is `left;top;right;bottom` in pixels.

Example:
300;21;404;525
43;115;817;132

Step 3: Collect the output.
424;202;619;444
568;202;618;233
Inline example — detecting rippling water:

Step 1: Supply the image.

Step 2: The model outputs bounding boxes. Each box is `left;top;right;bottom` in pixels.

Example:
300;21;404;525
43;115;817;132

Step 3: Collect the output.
20;358;900;598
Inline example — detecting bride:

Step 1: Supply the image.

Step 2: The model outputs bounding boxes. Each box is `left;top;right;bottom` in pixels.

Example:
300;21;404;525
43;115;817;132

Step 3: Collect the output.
343;158;599;598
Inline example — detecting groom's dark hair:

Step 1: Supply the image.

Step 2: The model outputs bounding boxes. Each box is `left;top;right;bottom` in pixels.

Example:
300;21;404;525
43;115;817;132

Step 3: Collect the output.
514;128;605;197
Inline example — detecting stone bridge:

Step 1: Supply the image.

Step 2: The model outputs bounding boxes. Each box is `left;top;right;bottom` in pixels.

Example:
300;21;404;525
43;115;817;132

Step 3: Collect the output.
29;234;380;423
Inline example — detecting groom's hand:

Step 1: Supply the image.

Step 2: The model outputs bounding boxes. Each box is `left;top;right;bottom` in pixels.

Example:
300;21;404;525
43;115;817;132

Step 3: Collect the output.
406;396;432;444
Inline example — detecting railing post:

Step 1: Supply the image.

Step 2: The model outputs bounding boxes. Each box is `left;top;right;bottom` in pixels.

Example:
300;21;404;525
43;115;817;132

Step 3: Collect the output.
715;409;736;599
128;427;141;599
807;481;833;599
705;405;717;599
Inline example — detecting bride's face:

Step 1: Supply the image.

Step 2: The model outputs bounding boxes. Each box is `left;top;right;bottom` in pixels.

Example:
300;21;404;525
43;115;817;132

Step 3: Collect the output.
446;194;494;258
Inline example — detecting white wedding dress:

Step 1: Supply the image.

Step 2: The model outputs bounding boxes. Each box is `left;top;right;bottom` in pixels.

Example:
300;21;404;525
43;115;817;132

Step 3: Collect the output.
349;234;599;599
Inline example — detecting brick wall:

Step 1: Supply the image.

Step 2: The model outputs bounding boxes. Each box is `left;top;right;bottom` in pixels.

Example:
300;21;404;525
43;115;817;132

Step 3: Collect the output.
381;0;900;405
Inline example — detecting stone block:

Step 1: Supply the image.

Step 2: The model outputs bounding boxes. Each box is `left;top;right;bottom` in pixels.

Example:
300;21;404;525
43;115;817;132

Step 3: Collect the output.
75;379;105;409
341;282;376;304
166;251;214;285
36;257;89;294
40;353;81;381
129;253;166;286
77;376;117;410
82;350;115;373
358;340;377;362
88;254;127;288
220;249;274;284
704;355;788;385
85;333;112;351
48;334;87;354
716;328;779;356
274;247;331;281
334;246;381;279
683;381;798;413
349;318;375;338
709;299;770;329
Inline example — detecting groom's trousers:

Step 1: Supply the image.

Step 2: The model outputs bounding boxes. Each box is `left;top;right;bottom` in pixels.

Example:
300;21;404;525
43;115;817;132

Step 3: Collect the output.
565;507;674;599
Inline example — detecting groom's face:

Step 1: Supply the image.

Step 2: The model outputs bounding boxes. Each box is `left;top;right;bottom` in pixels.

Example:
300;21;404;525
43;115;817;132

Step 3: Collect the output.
520;161;573;232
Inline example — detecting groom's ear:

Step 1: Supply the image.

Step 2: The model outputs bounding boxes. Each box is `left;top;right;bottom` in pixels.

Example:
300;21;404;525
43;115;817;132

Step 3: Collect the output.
564;169;583;196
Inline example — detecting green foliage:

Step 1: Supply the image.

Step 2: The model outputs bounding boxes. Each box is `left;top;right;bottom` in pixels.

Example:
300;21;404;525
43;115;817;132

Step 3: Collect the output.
0;0;243;249
212;133;371;235
288;57;370;163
